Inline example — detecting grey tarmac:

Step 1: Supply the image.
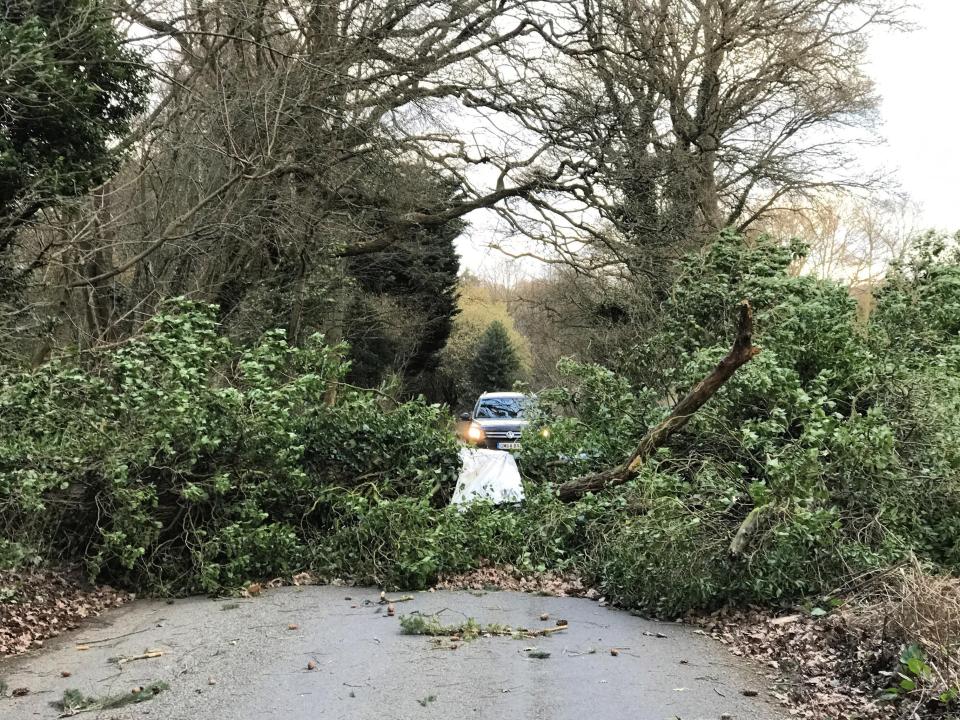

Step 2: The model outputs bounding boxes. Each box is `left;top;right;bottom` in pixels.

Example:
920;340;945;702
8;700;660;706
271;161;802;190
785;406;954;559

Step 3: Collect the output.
0;586;784;720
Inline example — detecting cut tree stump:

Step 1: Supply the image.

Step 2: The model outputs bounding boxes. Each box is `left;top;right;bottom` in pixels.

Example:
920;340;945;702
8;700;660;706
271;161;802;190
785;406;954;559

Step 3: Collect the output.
557;300;760;502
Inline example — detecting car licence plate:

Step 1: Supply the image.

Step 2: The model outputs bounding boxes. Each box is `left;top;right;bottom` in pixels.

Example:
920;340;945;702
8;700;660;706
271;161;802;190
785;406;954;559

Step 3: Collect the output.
497;442;521;450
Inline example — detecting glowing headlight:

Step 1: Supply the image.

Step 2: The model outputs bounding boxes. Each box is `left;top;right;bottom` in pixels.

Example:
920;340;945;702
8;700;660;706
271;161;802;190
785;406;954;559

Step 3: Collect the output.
467;423;484;442
540;427;551;438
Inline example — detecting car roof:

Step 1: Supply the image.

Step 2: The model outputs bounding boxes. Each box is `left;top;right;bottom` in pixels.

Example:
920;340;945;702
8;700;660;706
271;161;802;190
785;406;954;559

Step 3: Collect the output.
477;392;527;400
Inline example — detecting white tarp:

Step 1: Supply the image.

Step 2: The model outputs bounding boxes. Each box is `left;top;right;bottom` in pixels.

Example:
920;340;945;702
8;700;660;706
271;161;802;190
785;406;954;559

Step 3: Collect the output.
451;448;525;507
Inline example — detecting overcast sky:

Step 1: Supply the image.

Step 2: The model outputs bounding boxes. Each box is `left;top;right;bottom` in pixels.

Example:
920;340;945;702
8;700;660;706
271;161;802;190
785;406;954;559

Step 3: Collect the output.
867;0;960;231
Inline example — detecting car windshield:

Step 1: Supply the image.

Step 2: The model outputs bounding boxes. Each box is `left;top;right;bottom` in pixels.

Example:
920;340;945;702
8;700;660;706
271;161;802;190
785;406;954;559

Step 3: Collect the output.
475;396;528;419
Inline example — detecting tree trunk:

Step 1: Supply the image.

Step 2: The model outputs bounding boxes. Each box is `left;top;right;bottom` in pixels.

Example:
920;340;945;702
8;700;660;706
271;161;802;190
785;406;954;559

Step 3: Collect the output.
557;301;760;502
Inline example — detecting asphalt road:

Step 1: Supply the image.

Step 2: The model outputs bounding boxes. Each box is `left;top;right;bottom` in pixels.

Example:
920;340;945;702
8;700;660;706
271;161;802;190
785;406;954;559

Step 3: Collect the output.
1;586;783;720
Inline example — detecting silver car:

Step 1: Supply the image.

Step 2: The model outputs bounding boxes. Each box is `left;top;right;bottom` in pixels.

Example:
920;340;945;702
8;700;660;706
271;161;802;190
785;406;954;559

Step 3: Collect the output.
461;391;530;451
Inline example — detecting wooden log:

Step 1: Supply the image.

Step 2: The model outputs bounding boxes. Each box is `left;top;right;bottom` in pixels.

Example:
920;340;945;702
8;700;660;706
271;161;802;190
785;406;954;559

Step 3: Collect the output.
557;300;760;502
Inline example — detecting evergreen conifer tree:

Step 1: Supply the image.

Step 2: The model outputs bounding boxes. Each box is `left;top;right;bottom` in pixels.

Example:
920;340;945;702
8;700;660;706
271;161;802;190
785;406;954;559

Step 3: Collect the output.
468;320;520;392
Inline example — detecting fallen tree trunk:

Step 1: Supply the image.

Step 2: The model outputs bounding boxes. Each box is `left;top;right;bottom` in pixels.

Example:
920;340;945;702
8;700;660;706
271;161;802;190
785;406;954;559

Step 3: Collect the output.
557;301;760;502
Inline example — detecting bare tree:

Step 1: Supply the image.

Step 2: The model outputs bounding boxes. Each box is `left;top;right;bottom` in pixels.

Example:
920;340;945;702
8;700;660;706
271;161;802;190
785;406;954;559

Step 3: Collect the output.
479;0;904;278
754;191;921;284
12;0;580;353
5;0;908;367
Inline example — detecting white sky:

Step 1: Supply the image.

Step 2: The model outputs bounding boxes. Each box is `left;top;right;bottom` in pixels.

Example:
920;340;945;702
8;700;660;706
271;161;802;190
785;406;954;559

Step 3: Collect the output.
457;0;960;275
867;0;960;231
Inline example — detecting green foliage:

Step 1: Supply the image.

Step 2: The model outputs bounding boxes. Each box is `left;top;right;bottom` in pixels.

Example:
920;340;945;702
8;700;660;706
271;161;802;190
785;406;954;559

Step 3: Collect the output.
2;231;959;627
524;232;960;615
881;643;959;707
314;488;579;589
468;320;521;393
344;215;463;396
519;358;658;482
0;300;460;593
399;614;484;638
0;0;147;219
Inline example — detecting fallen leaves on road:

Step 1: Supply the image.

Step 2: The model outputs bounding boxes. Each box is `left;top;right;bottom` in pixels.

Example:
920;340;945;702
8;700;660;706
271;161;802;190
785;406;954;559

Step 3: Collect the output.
0;567;132;658
434;565;588;597
292;571;318;586
691;607;895;720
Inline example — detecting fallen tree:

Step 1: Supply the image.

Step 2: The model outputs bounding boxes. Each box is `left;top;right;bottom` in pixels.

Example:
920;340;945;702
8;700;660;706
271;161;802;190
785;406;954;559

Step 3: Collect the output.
557;301;760;501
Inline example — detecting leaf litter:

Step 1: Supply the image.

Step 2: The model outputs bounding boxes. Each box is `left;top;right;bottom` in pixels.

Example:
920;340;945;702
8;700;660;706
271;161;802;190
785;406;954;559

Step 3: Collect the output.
0;567;131;658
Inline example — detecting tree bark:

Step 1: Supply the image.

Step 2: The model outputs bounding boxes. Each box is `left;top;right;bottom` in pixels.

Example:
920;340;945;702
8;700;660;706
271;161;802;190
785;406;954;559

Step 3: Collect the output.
557;300;760;502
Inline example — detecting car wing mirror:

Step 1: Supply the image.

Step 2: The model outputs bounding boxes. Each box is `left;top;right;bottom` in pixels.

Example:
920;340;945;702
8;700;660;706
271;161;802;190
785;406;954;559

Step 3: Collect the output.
459;412;472;421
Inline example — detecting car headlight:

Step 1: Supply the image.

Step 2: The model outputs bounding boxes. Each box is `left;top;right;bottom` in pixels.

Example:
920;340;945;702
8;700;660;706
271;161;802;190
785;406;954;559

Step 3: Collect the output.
540;427;551;438
467;423;484;442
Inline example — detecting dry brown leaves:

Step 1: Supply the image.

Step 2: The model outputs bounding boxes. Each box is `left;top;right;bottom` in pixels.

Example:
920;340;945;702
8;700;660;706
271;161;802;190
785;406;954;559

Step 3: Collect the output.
692;606;900;719
0;567;131;658
688;565;960;720
842;565;960;695
433;565;588;597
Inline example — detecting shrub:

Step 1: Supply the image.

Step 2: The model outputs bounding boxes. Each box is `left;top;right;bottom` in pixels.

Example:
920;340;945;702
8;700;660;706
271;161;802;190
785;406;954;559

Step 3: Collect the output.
315;488;581;589
3;232;959;617
0;300;461;593
522;233;960;614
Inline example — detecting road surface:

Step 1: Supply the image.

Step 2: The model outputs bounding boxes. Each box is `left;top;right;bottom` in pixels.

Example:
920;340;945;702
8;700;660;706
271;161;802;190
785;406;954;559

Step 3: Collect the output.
1;586;782;719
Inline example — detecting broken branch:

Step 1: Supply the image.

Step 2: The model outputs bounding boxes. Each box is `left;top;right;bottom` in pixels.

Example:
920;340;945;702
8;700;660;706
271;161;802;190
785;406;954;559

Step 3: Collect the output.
557;301;760;501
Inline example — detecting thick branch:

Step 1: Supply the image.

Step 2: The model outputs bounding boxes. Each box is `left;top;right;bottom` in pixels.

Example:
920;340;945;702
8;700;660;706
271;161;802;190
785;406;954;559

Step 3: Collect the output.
557;301;760;502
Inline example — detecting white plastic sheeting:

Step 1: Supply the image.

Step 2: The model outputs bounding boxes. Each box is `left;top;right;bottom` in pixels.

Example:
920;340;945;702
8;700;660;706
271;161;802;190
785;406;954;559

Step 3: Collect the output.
451;448;525;507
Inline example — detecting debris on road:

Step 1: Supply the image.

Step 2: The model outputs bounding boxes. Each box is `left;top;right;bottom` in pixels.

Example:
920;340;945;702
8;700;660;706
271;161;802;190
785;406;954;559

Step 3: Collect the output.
434;565;588;597
54;681;168;715
398;614;569;643
693;605;896;719
379;591;414;604
109;649;164;667
1;586;788;720
0;567;131;658
292;572;317;586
